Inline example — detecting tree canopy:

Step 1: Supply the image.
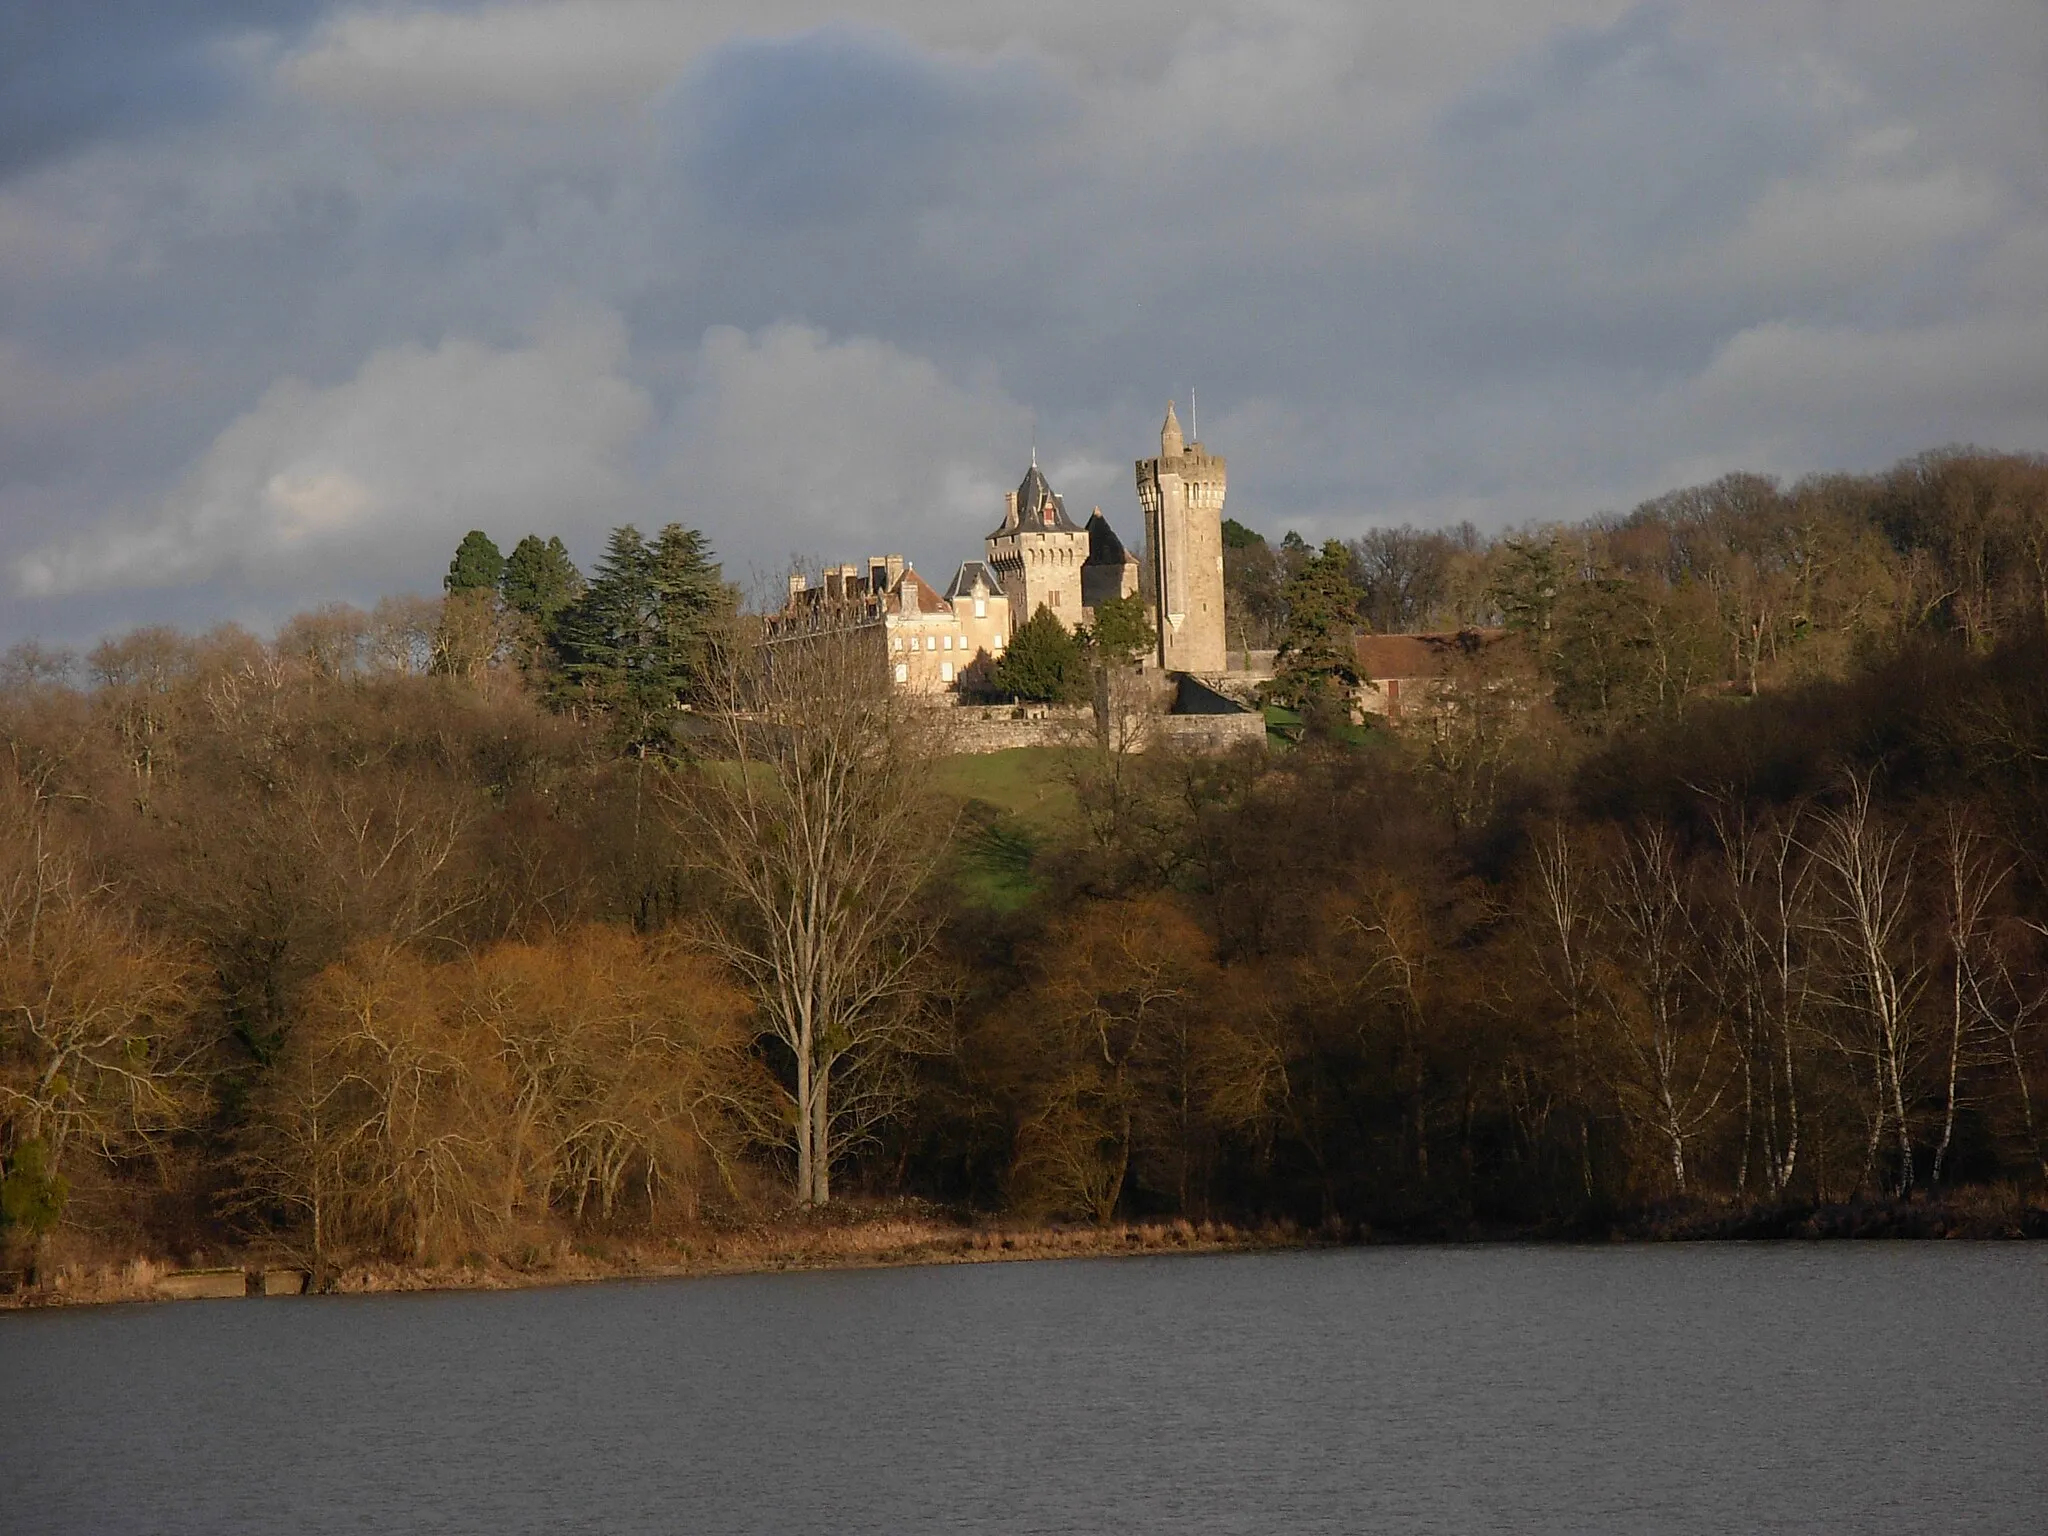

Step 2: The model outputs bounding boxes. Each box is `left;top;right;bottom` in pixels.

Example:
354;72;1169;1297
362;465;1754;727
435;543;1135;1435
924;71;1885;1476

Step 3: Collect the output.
548;523;731;745
444;531;505;594
1271;538;1363;718
501;535;583;621
993;605;1091;704
1087;592;1152;668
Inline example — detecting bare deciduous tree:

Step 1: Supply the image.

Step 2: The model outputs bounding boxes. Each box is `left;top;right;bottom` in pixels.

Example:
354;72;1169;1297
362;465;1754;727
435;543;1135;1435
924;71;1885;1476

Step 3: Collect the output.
673;628;950;1206
1529;821;1601;1198
0;764;204;1243
1934;814;2005;1186
1595;826;1726;1194
1703;801;1814;1199
1807;773;1927;1196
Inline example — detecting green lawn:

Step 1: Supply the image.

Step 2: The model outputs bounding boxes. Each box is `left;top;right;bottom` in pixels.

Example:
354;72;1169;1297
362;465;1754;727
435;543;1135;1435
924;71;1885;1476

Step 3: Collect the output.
933;748;1087;911
932;747;1086;834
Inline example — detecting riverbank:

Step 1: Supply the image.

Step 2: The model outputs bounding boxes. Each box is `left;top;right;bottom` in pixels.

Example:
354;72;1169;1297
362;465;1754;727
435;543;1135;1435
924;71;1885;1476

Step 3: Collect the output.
7;1190;2043;1311
0;1214;1293;1310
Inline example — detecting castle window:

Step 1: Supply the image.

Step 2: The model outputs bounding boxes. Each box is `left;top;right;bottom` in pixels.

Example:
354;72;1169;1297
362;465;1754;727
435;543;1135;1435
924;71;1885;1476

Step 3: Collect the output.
894;663;908;683
943;635;953;650
973;597;986;618
940;662;954;683
891;637;903;650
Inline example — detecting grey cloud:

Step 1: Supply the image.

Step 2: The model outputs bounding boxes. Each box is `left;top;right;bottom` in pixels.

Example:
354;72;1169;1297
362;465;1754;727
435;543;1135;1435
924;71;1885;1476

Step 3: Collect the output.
0;1;322;182
672;25;1054;230
0;1;2043;647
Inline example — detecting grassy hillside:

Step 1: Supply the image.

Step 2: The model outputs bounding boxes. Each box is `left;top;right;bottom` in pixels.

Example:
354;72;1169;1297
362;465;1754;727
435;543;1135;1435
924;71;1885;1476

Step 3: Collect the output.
933;748;1085;910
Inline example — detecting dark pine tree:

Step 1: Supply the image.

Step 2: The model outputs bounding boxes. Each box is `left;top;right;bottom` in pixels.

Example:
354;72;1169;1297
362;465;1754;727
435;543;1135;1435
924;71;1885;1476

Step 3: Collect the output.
445;530;505;594
1272;539;1363;726
501;535;583;622
1088;591;1152;668
994;605;1090;703
548;523;727;747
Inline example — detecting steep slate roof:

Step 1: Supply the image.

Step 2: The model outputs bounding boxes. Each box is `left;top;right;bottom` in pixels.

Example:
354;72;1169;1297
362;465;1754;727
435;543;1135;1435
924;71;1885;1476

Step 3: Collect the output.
992;462;1083;536
944;560;1001;601
1353;629;1507;680
1083;508;1138;568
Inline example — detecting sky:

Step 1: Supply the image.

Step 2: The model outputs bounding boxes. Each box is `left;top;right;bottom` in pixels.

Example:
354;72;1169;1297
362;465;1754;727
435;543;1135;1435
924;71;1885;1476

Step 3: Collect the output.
2;0;2044;644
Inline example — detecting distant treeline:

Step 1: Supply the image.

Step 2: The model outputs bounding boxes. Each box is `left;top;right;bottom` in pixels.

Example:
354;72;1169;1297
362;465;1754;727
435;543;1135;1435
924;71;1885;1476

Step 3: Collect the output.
2;445;2046;1281
1229;446;2048;718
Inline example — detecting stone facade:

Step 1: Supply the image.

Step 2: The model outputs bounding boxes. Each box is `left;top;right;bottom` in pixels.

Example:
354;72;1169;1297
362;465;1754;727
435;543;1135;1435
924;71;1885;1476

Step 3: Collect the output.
770;557;1010;696
1135;401;1228;675
941;699;1264;756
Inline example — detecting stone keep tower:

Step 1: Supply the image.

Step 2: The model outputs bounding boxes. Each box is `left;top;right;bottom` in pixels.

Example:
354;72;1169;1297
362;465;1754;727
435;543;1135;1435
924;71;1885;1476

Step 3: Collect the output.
986;461;1090;634
1135;401;1227;673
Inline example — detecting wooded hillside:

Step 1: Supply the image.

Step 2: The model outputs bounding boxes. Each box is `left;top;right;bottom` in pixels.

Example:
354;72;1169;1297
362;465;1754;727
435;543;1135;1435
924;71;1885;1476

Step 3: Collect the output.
5;447;2047;1281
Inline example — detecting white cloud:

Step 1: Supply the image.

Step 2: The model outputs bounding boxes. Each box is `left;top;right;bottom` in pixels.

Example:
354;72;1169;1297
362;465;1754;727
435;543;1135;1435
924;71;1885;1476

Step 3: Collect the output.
660;321;1034;594
16;302;651;597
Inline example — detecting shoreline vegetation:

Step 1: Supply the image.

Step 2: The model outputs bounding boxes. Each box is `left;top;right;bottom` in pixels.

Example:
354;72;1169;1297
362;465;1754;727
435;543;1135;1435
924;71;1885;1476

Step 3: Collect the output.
8;448;2048;1298
8;1189;2043;1312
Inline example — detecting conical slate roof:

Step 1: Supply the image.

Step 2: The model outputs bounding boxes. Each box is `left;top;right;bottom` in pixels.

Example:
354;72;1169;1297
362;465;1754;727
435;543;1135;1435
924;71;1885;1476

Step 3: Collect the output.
994;462;1082;536
1160;400;1185;458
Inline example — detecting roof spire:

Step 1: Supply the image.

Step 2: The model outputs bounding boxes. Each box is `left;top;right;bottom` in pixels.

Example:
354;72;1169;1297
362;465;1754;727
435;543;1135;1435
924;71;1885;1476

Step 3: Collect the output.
1161;400;1184;458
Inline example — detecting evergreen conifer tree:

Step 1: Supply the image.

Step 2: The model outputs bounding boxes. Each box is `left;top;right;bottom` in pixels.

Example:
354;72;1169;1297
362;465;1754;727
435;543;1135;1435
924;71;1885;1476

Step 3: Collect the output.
548;522;728;745
1272;539;1364;723
994;605;1089;703
444;530;505;593
648;524;725;698
1489;535;1564;638
1088;591;1152;668
501;535;583;622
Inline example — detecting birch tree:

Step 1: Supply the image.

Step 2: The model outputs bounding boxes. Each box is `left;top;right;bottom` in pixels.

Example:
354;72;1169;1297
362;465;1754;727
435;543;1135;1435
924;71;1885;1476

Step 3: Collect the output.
1703;801;1814;1199
1934;815;2004;1186
1595;826;1726;1194
1806;774;1927;1196
1529;821;1600;1196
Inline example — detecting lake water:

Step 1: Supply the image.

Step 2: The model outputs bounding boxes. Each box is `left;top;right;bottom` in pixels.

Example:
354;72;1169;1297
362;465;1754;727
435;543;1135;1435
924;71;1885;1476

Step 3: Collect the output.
4;1245;2044;1534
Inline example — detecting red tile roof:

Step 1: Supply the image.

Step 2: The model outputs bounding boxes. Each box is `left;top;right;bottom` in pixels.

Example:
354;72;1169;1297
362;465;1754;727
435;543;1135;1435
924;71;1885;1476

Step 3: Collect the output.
1353;629;1506;680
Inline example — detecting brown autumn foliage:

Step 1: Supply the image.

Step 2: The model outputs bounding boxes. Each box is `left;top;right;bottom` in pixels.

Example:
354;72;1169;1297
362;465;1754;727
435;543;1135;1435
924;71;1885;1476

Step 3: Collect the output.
234;929;756;1276
2;446;2048;1285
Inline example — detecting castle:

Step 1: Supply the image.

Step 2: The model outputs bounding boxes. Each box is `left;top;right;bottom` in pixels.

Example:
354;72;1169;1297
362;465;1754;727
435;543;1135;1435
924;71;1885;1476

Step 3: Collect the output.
984;460;1142;629
770;402;1240;718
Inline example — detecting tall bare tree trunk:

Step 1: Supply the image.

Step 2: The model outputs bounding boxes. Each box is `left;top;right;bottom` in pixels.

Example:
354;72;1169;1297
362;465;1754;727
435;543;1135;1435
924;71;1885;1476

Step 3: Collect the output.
1809;774;1925;1199
674;625;948;1208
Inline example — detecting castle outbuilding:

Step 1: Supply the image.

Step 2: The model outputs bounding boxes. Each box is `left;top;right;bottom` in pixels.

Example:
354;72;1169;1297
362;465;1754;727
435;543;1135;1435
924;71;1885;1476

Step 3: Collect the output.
1135;401;1227;674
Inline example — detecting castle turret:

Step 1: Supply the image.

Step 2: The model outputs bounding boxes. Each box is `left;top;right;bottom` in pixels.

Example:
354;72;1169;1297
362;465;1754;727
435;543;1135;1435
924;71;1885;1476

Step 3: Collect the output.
1135;401;1227;673
985;461;1091;632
